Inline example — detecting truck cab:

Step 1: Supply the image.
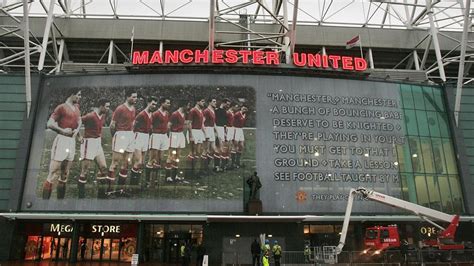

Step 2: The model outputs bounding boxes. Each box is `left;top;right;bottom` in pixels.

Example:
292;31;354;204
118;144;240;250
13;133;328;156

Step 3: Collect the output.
364;225;400;253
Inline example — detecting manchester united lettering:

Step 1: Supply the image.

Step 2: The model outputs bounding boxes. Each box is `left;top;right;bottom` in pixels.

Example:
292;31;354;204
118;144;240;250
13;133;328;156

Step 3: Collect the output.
132;49;368;71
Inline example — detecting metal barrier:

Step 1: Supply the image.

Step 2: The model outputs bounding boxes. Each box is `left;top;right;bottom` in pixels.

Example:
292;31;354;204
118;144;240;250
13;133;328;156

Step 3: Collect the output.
222;248;474;265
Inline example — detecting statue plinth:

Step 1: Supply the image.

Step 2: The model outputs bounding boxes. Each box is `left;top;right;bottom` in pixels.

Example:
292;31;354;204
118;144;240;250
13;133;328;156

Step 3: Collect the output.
247;199;262;215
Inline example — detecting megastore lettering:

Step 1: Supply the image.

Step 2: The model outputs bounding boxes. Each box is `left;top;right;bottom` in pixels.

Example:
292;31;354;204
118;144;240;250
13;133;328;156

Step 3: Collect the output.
48;224;121;234
92;225;121;233
50;224;73;233
132;49;367;71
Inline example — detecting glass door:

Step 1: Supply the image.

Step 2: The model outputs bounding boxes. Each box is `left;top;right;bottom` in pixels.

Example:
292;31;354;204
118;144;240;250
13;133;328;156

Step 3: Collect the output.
91;239;102;260
166;238;180;263
120;237;137;262
58;238;70;260
24;236;41;260
102;239;111;260
110;239;120;260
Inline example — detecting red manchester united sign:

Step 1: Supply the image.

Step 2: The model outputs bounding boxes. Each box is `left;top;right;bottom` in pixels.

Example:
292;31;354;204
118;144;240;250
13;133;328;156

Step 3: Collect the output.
132;49;368;71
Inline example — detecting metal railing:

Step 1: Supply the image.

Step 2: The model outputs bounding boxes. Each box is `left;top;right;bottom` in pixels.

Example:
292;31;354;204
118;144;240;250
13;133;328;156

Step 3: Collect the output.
222;248;474;265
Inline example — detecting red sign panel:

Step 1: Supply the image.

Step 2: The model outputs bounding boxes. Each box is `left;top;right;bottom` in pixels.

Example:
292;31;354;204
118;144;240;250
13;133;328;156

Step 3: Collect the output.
132;49;367;72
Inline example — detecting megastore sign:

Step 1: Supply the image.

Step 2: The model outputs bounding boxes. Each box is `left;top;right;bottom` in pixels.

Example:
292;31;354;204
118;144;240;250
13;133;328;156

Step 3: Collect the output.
47;224;121;234
132;49;368;71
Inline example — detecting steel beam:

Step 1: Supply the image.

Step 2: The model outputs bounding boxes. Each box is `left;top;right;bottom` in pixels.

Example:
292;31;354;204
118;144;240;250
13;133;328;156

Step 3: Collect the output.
454;0;472;126
283;0;290;63
23;0;31;118
427;0;446;82
107;40;114;64
38;0;55;71
209;0;215;52
55;39;65;74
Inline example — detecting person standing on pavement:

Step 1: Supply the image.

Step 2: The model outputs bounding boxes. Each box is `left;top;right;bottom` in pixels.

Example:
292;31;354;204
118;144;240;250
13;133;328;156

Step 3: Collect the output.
262;250;270;266
304;244;311;263
196;242;206;266
272;240;282;266
251;238;261;266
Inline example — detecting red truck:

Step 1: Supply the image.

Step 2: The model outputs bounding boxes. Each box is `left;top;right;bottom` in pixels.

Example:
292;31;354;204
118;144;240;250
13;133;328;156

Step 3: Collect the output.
336;187;467;261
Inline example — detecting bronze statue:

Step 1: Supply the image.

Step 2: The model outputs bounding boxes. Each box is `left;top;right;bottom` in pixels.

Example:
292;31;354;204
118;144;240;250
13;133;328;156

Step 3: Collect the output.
247;171;262;200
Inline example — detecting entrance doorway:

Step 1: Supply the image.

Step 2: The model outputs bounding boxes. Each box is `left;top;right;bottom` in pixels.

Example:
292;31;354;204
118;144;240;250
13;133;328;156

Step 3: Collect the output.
143;224;203;264
79;237;136;262
165;237;189;263
24;236;71;261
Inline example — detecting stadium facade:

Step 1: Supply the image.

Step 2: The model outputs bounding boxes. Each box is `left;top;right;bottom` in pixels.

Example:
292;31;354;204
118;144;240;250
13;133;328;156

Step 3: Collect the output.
0;0;473;264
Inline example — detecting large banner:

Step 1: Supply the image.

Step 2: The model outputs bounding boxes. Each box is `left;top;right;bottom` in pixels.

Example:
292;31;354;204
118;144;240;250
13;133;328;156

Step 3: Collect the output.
22;74;409;213
260;79;403;213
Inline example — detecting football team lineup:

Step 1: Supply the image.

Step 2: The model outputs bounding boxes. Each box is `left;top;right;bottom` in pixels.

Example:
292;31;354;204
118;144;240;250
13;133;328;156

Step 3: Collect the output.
35;86;256;201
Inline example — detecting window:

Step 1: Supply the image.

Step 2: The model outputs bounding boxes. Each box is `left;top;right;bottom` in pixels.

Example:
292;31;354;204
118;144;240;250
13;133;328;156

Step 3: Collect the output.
380;230;390;239
366;229;378;240
401;85;414;109
415;175;430;207
398;84;463;213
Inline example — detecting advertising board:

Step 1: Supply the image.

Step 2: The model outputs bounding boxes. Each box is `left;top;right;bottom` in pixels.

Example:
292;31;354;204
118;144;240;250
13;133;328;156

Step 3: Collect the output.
21;73;453;213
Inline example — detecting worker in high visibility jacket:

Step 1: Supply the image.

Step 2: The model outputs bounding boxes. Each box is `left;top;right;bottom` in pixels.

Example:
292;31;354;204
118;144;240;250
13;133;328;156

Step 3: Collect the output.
272;240;282;266
180;242;190;266
262;239;271;253
304;244;311;263
262;250;270;266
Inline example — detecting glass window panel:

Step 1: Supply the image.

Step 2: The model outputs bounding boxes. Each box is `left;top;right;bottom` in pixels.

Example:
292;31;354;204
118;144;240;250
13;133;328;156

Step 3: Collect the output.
442;139;458;175
404;109;419;135
411;85;426;110
400;174;409;200
400;173;417;203
415;175;430;207
448;175;464;213
153;224;165;238
422;86;436;111
438;113;451;138
400;84;414;109
396;142;413;173
427;111;441;137
431;138;447;174
416;110;430;136
438;175;453;213
168;224;191;232
409;137;424;173
420;138;435;174
426;176;442;211
432;87;445;112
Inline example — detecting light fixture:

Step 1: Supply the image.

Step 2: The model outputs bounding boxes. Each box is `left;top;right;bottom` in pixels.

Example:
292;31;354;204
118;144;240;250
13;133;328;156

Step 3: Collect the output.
268;234;273;238
235;234;240;238
412;154;418;158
